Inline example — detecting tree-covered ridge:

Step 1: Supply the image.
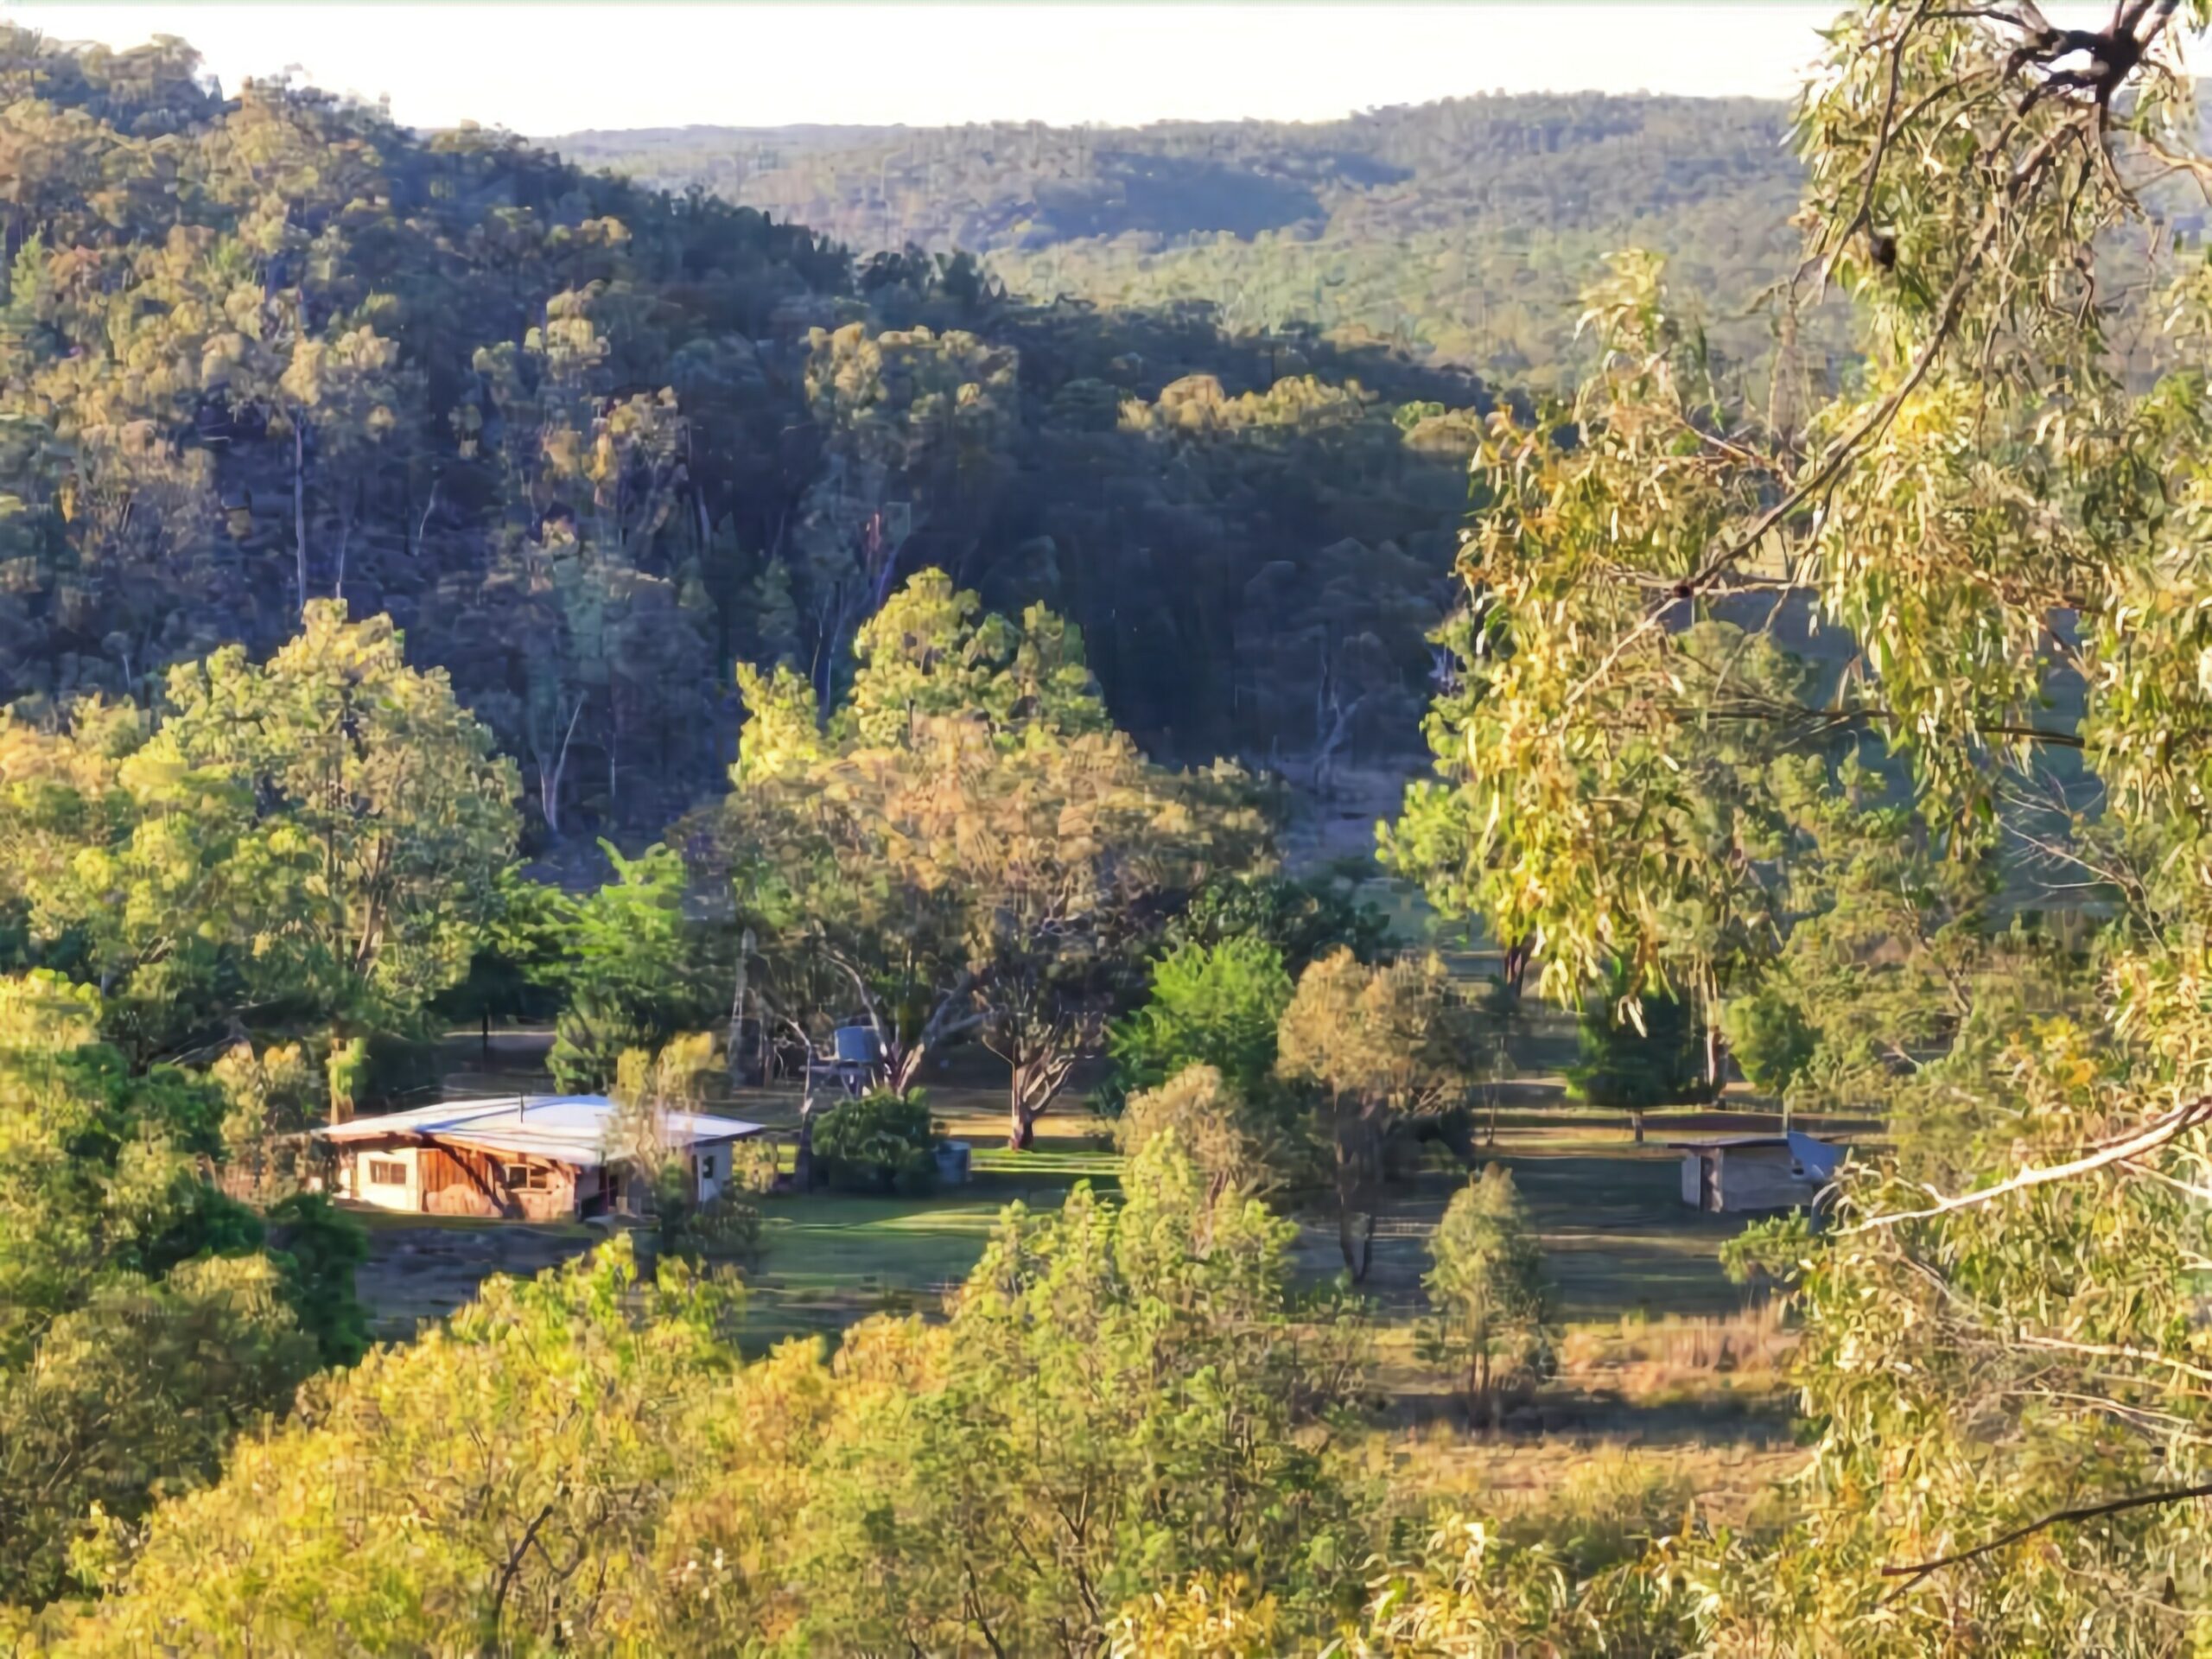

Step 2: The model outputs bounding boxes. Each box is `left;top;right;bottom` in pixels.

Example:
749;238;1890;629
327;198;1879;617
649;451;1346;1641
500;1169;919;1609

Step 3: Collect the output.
0;27;1494;820
0;28;843;832
555;94;1828;393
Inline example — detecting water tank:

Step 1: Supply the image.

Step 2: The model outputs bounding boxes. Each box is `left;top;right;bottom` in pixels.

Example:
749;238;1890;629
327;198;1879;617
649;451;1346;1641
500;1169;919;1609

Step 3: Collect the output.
833;1026;880;1066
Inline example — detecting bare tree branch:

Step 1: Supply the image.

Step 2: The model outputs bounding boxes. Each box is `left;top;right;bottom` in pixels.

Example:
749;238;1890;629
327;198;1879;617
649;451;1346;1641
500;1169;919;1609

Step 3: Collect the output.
1882;1478;2212;1597
1843;1096;2212;1232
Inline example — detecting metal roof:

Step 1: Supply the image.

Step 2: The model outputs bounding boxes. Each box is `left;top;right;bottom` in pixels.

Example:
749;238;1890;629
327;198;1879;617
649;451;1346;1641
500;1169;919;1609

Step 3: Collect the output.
316;1094;765;1170
1667;1131;1850;1178
1789;1130;1847;1182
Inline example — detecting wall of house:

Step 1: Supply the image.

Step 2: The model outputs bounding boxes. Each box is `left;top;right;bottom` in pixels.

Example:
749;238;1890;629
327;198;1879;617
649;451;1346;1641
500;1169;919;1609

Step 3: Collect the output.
418;1145;580;1221
694;1144;728;1205
1719;1148;1812;1212
340;1136;758;1220
344;1145;421;1212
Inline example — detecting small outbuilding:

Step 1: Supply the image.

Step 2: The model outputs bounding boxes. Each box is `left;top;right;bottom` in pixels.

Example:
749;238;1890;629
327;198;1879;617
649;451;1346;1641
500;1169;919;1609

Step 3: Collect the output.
319;1094;766;1223
1669;1131;1844;1215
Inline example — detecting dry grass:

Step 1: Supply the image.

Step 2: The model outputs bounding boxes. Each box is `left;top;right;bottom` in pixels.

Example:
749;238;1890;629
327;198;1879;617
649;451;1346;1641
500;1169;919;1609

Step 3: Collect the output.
1562;1301;1796;1402
1375;1427;1803;1537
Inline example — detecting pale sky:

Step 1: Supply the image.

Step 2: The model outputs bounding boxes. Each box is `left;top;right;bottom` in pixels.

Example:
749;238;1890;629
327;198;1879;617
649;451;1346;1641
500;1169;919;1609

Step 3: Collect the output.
1;4;1857;133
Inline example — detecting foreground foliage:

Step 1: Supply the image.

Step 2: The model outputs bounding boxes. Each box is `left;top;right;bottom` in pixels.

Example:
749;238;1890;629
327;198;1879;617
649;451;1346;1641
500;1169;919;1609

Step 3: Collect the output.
1388;0;2212;1648
27;1135;1369;1655
0;974;363;1611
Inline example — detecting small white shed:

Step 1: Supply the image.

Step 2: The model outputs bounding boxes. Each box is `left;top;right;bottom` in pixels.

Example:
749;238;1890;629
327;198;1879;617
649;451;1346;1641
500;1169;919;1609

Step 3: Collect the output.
1670;1133;1841;1214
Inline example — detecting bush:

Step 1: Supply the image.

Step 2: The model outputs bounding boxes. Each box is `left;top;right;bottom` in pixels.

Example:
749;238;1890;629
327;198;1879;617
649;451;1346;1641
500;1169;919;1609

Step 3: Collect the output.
1719;987;1817;1096
1106;937;1294;1109
1419;1166;1553;1424
1116;1065;1289;1199
680;1188;767;1266
262;1192;372;1366
1567;988;1704;1114
814;1090;940;1195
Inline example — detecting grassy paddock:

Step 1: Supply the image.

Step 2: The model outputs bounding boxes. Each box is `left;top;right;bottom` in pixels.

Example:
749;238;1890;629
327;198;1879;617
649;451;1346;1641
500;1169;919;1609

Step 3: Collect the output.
352;1073;1798;1348
353;1062;1808;1528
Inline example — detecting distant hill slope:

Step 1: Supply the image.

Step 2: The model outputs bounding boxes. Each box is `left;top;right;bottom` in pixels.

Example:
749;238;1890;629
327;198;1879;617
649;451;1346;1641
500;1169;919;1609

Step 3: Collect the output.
553;94;1821;394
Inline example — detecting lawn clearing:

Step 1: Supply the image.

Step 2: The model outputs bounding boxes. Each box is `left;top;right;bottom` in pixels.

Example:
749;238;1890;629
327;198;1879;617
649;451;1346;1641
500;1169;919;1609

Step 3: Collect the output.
376;1051;1801;1384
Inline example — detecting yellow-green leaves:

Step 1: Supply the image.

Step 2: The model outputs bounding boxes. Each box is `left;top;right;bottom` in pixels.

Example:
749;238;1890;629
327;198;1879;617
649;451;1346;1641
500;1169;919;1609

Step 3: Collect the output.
0;604;518;1050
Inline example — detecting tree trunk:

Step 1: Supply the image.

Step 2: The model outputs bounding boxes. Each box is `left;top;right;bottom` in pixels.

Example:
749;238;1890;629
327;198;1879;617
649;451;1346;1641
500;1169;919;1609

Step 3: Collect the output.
1336;1207;1376;1283
1503;937;1532;999
1631;1107;1646;1144
1706;1021;1729;1103
537;692;585;840
333;489;353;606
607;700;620;823
887;1041;928;1095
480;1008;490;1063
726;928;754;1088
1333;1118;1380;1281
292;418;308;620
794;1093;819;1190
1007;1084;1037;1151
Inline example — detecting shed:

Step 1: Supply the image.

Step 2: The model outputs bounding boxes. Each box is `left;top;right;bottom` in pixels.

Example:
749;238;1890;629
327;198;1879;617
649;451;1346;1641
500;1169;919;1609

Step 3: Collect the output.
317;1094;765;1222
1668;1133;1842;1214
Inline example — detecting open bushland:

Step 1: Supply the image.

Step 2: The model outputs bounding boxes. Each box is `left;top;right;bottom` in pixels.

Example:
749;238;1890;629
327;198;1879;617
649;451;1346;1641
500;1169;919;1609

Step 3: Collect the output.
8;2;2212;1651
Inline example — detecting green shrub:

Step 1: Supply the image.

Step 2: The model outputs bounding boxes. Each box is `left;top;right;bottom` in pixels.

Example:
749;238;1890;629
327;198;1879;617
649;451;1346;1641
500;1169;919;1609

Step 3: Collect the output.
814;1090;940;1195
548;995;658;1094
262;1192;372;1366
1719;988;1817;1096
680;1187;767;1265
1567;988;1704;1113
1106;937;1294;1109
1167;872;1391;973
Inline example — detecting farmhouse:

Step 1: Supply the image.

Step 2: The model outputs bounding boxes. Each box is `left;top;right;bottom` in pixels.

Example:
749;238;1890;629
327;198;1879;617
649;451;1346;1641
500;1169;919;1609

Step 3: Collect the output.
319;1094;766;1223
1670;1131;1844;1215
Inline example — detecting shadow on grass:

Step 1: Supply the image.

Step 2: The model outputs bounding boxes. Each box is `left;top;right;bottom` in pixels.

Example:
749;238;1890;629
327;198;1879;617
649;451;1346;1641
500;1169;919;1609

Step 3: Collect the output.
1386;1385;1798;1449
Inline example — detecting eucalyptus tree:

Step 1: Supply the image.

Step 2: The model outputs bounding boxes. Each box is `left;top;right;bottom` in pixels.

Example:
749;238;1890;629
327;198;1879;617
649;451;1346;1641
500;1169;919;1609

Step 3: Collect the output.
1390;0;2212;1643
717;572;1266;1146
0;604;518;1052
1275;948;1485;1280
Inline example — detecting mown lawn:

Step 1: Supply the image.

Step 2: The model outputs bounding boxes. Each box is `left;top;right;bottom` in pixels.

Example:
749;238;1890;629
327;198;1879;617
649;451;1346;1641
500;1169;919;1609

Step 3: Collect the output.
381;1049;1814;1354
740;1104;1120;1349
728;1093;1785;1347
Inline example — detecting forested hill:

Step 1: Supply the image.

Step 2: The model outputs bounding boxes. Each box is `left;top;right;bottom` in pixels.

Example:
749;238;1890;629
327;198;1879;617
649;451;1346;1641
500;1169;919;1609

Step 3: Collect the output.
0;27;1506;855
553;94;1823;391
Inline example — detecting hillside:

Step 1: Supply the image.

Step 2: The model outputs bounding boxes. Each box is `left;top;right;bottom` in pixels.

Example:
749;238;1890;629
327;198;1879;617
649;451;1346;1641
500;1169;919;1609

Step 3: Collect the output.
554;94;1830;395
0;27;1514;855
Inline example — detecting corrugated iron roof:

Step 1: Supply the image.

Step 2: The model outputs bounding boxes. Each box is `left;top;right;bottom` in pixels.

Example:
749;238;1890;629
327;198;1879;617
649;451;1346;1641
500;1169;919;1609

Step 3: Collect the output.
316;1094;764;1168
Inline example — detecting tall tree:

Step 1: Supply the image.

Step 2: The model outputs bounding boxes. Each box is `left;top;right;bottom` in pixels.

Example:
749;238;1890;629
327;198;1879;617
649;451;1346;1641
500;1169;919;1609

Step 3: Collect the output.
715;571;1264;1143
1275;948;1484;1280
1;604;518;1052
